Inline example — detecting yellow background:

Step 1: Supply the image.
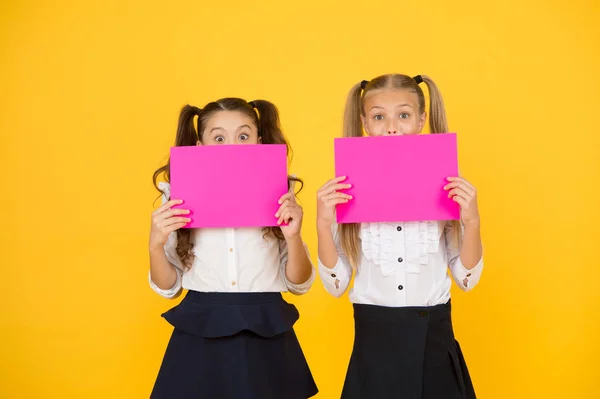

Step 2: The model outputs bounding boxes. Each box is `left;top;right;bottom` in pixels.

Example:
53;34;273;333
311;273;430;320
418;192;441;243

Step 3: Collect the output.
2;0;599;398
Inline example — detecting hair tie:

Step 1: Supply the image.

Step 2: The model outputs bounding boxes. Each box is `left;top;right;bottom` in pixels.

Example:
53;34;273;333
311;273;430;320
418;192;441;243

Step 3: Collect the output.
413;75;423;84
360;80;369;90
248;101;256;109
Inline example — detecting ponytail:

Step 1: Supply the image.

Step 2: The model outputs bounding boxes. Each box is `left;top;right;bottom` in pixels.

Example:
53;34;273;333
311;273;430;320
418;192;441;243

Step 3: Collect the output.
153;104;202;193
420;75;448;134
175;104;202;146
338;81;366;269
342;82;364;138
250;100;288;147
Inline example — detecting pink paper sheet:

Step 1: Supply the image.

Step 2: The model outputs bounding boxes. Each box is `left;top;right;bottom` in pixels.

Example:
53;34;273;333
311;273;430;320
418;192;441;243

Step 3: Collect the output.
334;134;460;223
170;144;288;228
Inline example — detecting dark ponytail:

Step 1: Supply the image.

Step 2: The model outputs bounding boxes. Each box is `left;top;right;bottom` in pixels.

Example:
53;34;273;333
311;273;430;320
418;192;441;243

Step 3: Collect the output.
153;104;201;193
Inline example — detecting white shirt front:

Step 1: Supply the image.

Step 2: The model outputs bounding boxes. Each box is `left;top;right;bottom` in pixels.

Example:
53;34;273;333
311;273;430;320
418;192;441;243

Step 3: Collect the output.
318;220;483;307
149;183;315;298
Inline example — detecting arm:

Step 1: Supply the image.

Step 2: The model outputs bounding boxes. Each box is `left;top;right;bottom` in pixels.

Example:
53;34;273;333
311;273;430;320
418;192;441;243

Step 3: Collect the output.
445;177;484;290
316;176;354;297
317;222;353;297
276;188;315;293
149;233;183;298
148;183;190;298
283;236;314;286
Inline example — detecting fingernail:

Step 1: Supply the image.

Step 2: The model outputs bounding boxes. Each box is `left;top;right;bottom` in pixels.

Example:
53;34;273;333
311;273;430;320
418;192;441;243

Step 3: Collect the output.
187;218;191;222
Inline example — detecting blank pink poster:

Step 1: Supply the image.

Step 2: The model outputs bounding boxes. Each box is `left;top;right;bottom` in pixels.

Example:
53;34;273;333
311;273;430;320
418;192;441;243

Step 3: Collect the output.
170;144;288;228
334;134;460;224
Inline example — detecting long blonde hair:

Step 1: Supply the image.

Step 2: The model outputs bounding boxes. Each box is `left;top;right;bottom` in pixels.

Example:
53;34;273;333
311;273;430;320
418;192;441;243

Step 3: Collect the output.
339;74;461;269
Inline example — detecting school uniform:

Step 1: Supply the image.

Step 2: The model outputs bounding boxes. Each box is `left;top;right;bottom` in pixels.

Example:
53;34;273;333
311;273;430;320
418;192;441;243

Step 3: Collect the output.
318;221;484;399
149;183;318;399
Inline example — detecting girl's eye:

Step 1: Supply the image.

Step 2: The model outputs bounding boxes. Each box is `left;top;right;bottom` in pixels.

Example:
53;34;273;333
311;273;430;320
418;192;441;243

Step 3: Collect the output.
215;136;225;142
240;134;249;140
374;114;384;121
399;113;410;119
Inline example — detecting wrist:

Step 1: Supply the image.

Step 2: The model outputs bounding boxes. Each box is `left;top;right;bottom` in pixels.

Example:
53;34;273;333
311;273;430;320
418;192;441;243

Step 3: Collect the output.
285;235;303;245
317;220;332;232
463;219;481;230
149;243;165;254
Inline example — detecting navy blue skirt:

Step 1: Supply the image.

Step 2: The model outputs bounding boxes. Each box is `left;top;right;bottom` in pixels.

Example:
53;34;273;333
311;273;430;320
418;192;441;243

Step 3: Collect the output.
151;291;318;399
341;301;476;399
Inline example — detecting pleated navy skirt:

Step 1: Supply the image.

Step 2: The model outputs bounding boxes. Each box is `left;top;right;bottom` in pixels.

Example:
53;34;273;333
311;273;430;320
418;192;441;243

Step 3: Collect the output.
150;291;318;399
341;301;476;399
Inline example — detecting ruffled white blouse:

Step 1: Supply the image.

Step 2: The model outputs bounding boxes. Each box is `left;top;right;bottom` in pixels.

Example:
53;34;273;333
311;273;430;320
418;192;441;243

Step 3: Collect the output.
318;220;483;307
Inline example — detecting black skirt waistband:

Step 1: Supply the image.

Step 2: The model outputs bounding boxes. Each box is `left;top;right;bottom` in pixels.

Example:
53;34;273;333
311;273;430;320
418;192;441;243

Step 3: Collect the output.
182;291;285;305
352;300;452;324
161;290;299;338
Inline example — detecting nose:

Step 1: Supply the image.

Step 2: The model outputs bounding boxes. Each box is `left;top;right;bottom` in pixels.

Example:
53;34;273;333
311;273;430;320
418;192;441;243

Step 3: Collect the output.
386;125;398;135
385;120;398;135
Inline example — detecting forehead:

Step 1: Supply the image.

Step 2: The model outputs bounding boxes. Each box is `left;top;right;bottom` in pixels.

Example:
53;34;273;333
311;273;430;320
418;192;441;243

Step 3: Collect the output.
204;110;256;129
363;88;420;110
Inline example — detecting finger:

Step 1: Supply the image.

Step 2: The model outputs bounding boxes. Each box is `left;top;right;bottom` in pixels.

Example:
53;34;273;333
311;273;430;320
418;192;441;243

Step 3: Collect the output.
285;207;302;221
153;199;184;215
155;208;191;223
319;176;348;192
444;182;475;196
276;200;297;217
275;205;287;218
325;198;350;207
318;184;353;198
281;209;292;223
448;188;471;200
278;192;294;204
161;217;192;227
452;196;469;209
165;222;189;233
323;192;353;202
447;177;475;190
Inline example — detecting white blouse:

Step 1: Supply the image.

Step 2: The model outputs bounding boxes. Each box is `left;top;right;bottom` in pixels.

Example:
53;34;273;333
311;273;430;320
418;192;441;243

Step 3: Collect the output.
149;183;316;298
318;220;483;307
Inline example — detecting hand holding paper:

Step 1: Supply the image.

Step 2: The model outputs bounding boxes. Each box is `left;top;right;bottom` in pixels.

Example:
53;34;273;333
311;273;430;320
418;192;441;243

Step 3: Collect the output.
444;176;480;227
277;178;304;239
149;199;191;250
316;176;353;229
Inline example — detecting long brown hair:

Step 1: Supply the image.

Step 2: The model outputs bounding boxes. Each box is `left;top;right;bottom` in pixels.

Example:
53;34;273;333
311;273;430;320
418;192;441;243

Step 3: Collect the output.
340;74;461;269
153;98;303;270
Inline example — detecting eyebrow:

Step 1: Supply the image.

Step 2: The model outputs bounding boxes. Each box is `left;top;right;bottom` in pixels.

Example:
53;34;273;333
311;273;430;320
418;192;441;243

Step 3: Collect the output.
209;127;225;134
209;124;252;134
369;104;413;111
